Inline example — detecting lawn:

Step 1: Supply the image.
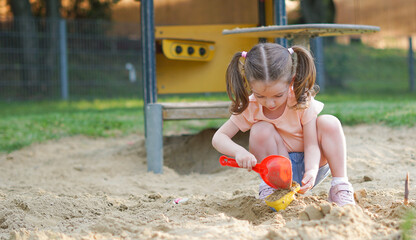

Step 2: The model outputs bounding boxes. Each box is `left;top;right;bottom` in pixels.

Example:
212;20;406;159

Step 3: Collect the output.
1;43;415;153
0;93;415;153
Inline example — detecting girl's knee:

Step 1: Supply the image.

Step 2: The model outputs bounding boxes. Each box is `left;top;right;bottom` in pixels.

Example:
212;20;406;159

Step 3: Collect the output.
250;121;276;143
317;115;343;135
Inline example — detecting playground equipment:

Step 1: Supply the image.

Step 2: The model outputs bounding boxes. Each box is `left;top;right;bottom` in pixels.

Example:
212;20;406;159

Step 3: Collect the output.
140;0;379;173
223;24;380;49
155;24;258;94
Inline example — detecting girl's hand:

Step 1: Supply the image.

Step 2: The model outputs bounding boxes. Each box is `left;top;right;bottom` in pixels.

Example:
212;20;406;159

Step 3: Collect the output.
298;169;318;194
235;151;258;171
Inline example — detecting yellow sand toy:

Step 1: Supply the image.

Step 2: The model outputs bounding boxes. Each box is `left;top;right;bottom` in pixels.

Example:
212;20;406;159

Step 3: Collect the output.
265;182;300;212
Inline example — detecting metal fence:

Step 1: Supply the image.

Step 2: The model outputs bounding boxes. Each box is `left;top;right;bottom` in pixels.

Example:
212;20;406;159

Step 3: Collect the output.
0;17;142;101
0;17;414;101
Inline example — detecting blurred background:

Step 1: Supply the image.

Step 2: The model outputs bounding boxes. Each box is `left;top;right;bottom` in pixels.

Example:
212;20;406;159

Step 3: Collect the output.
0;0;415;101
0;0;415;153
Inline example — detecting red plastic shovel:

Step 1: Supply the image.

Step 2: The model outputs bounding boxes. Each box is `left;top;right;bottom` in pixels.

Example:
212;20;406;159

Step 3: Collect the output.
219;155;292;189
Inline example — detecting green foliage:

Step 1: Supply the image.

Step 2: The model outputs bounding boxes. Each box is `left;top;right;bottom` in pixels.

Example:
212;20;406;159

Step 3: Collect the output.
13;0;115;20
299;0;335;24
324;43;409;93
289;0;335;24
401;209;416;240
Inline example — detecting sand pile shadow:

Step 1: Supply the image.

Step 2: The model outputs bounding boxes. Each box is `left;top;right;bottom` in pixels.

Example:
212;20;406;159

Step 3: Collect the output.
163;129;249;175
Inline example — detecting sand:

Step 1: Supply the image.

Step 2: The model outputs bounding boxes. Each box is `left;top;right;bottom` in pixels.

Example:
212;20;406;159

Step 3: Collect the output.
266;183;299;202
0;125;415;239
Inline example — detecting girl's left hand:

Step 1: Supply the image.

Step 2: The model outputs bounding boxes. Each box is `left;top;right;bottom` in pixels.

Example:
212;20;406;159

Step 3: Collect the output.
298;169;318;194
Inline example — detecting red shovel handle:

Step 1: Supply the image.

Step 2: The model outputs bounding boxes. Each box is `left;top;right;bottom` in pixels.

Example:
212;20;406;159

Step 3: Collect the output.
219;155;263;173
219;155;240;168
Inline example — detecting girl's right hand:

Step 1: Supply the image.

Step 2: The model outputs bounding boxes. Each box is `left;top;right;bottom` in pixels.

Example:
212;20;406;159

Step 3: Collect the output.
235;151;258;171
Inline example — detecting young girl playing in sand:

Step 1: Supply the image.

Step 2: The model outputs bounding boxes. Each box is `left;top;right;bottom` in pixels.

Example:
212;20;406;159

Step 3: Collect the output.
212;43;355;207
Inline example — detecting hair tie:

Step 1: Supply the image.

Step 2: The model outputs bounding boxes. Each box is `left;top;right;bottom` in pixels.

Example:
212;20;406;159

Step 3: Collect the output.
288;48;294;55
241;51;247;58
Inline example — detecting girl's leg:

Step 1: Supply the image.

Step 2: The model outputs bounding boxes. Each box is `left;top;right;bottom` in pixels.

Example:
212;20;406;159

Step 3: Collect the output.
316;115;355;206
316;115;347;177
249;121;288;200
249;121;288;163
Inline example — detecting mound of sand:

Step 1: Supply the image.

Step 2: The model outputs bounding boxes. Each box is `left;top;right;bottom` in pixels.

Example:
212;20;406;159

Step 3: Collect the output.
0;125;415;239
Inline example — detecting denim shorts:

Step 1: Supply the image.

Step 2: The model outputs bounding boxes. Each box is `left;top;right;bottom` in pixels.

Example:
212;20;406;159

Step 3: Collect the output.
289;152;330;188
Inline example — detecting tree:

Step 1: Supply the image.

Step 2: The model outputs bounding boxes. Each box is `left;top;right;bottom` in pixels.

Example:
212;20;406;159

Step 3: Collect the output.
44;0;61;96
289;0;335;25
25;0;115;20
7;0;117;98
300;0;335;24
9;0;40;98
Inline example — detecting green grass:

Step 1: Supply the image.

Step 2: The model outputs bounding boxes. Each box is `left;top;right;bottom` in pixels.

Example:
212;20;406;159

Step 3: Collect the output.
0;99;144;152
1;43;416;153
401;209;416;240
317;93;416;126
0;93;415;153
324;43;410;93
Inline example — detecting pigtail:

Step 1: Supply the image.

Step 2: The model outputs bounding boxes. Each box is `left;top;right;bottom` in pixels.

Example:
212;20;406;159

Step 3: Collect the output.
291;45;319;109
226;52;250;114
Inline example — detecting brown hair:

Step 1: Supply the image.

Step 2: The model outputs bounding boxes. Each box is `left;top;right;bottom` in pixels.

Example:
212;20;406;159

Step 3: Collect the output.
226;43;319;114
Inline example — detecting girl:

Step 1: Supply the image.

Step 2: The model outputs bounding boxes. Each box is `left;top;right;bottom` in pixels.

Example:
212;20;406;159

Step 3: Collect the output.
212;43;355;207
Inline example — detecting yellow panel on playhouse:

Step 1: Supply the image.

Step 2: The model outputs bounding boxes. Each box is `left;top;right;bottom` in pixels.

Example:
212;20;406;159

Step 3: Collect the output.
155;24;258;94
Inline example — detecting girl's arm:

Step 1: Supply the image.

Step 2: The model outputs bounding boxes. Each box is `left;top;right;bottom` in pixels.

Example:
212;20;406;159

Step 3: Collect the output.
212;119;257;170
299;116;321;193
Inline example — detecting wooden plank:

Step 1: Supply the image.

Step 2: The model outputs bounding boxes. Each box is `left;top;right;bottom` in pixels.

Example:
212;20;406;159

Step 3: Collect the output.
160;101;231;120
222;24;380;39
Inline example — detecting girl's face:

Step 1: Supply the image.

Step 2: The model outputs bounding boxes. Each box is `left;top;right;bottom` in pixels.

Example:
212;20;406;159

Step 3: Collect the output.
250;80;290;112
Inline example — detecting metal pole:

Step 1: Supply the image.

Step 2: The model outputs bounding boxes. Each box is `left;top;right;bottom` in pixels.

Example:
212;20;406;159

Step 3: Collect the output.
258;0;266;43
146;103;163;173
274;0;287;47
59;19;68;100
141;0;163;173
409;36;415;92
312;37;325;92
258;0;266;27
141;0;157;106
